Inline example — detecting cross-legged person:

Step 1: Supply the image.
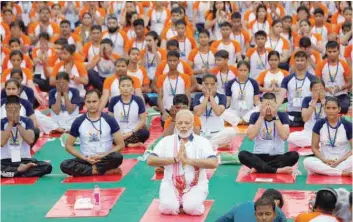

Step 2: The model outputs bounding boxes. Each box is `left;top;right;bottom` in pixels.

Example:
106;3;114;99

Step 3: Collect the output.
238;93;299;174
60;89;124;177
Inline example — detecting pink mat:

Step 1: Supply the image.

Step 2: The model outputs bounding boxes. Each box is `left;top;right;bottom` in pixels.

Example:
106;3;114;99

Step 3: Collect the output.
31;138;48;155
306;173;352;185
62;159;137;183
46;188;125;218
1;177;39;185
140;199;214;222
152;169;216;181
121;146;146;154
289;127;304;133
254;188;314;219
236;165;297;184
288;144;313;156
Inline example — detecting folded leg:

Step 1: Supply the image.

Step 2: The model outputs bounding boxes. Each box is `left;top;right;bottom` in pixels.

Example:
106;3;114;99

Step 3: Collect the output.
209;128;237;150
222;109;241;126
238;151;277;173
304;157;349;176
20;158;52;177
60;158;93;176
287;130;312;148
159;182;180;215
95;152;123;174
267;151;299;169
182;184;208;215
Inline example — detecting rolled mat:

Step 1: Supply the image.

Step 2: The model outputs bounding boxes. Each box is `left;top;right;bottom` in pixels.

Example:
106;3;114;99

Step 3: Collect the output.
218;152;240;165
278;103;288;112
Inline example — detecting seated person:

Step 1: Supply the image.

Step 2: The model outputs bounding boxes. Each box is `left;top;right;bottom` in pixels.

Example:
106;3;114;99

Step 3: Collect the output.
147;109;218;216
223;61;261;126
1;68;35;104
254;197;278;222
193;74;236;150
60;89;124;177
216;188;286;222
239;93;299;174
304;97;352;177
1;96;52;178
296;188;341;221
288;79;327;148
49;72;82;132
278;51;316;127
108;76;150;147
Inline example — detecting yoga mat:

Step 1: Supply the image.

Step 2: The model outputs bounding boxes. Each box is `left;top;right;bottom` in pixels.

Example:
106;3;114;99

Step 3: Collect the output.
306;173;352;185
289;127;304;133
152;169;216;181
236;166;297;184
288;144;313;156
140;199;214;222
121;146;146;154
31;138;48;155
234;125;248;134
62;159;137;183
1;177;39;185
254;188;314;219
45;188;125;218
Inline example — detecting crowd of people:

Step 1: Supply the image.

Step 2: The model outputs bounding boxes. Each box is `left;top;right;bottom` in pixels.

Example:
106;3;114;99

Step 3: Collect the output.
0;1;352;221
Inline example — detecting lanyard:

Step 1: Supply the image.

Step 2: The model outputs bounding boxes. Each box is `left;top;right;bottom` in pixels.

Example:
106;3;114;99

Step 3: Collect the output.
199;51;210;68
146;52;156;68
327;62;339;83
315;26;323;36
295;73;306;90
234;32;243;48
134;40;144;50
179;36;187;56
168;74;179;96
326;118;341;148
264;120;276;139
108;33;118;47
257;21;265;32
256;51;267;69
11;127;19;145
122;98;132;122
314;103;323;120
87;114;102;136
219;70;229;86
156;11;163;23
238;78;248;95
269;37;280;50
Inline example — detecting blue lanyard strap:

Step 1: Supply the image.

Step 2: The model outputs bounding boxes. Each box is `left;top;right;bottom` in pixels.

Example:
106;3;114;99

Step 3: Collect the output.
87;114;102;136
256;51;267;69
11;127;19;144
122;98;133;122
295;73;306;90
327;62;339;83
168;74;179;96
264;119;276;139
326;118;341;148
237;78;248;95
146;53;156;68
314;103;323;120
199;51;210;68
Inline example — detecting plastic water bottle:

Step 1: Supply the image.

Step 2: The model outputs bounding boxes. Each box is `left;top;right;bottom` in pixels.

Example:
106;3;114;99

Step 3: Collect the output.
93;185;100;205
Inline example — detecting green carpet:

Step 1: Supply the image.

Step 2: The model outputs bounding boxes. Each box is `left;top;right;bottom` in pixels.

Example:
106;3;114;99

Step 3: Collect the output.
1;137;351;222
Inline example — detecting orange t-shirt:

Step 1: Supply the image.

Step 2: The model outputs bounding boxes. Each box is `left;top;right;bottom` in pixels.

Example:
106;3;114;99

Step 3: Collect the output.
156;73;191;89
1;68;33;84
103;75;141;91
155;60;194;78
48;53;85;67
295;212;342;222
3;33;32;46
51;61;87;78
2;54;33;71
164;115;201;129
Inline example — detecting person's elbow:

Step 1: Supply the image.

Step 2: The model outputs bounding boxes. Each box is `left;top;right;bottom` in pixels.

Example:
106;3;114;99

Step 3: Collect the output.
209;158;219;169
146;155;157;166
246;131;256;141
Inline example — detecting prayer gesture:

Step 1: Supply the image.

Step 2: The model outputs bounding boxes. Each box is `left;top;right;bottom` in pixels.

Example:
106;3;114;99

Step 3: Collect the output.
260;103;267;117
319;89;326;102
202;86;210;99
179;141;189;166
61;81;69;94
311;89;319;102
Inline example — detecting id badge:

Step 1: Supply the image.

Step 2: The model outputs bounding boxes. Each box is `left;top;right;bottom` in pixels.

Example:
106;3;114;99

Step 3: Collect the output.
239;100;247;110
148;65;156;80
169;89;176;96
10;145;21;163
239;94;245;100
293;97;302;107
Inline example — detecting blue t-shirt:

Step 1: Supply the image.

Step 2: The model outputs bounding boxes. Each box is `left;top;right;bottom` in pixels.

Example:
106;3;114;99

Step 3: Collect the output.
216;201;287;222
1;85;35;105
0;98;34;119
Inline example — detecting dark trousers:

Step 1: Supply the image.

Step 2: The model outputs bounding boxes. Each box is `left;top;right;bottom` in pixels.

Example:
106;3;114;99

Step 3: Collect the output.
32;127;40;148
60;152;123;177
33;74;54;92
288;111;304;127
238;151;299;173
87;70;105;92
124;128;150;145
1;158;52;177
336;94;350;114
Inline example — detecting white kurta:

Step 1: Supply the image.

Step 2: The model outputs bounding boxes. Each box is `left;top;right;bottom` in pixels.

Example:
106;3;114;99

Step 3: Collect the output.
151;134;216;215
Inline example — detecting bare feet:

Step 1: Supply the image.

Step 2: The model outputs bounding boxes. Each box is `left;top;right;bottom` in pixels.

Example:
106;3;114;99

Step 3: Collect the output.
276;167;293;174
155;166;164;174
128;142;144;148
342;170;352;177
249;168;257;174
105;167;122;175
54;128;66;133
179;207;185;214
17;163;37;173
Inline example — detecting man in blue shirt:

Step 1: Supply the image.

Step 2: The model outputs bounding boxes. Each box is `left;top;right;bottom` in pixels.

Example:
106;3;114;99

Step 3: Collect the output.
216;189;287;222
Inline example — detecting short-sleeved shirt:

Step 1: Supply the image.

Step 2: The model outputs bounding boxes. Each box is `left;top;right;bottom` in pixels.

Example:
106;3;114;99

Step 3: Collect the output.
230;29;251;55
171;35;198;61
249;112;289;155
301;96;327;131
281;72;316;112
69;113;120;156
1;116;34;159
210;40;241;65
209;66;238;94
151;134;216;184
164;115;201;130
48;87;82;119
2;54;33;71
246;48;272;79
127;66;150;86
313;118;352;160
289;50;322;74
155;60;194;79
1;68;33;85
193;93;227;133
188;48;216;73
103;75;141;99
296;212;341;222
264;37;290;55
108;95;145;133
1;85;34;105
91;54;120;78
257;69;289;97
101;31;129;56
82;42;100;63
0;98;34;119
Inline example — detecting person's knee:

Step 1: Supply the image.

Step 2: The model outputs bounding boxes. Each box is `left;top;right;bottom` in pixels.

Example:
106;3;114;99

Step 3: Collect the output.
107;152;123;166
139;129;150;143
43;163;53;174
238;151;249;163
303;157;316;169
287;151;299;163
182;200;204;215
159;199;179;215
60;160;71;174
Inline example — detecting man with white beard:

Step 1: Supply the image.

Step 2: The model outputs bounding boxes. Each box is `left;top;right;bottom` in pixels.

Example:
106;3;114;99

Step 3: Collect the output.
147;109;218;216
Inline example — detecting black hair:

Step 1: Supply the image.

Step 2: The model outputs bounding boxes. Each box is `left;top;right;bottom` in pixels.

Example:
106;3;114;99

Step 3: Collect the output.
202;74;217;82
82;12;92;19
128;47;140;54
294;51;308;59
5;78;21;89
300;19;312;28
237;60;250;71
173;94;189;106
56;72;70;81
116;58;129;66
299;36;312;48
10;68;23;78
107;14;118;21
167;39;179;49
349;192;352;207
91;25;102;32
215;50;229;59
85;89;101;100
268;50;280;60
326;41;339;50
2;9;12;15
146;31;161;47
9;20;25;32
171;7;182;14
262;189;284;209
101;38;114;47
314;8;325;16
9;37;21;46
133;18;144;27
310;78;325;89
62;44;76;54
125;11;138;27
314;188;338;213
342;22;352;31
255;30;267;38
325;96;341;108
175;19;186;27
231;11;241;20
208;1;228;20
198;29;210;38
39;6;50;13
343;6;352;14
167;50;180;59
54;38;69;46
60;19;71;27
119;75;134;85
10;50;23;60
282;15;293;40
5;95;20;106
296;5;310;16
262;92;277;101
254;197;276;212
220;21;232;28
256;4;267;22
38;32;50;41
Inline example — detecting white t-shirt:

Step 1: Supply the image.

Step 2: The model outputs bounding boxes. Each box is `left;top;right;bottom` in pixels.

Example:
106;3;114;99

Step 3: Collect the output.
301;96;327;131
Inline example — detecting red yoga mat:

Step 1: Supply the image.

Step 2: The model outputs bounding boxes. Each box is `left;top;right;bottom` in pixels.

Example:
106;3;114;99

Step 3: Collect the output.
45;188;125;218
289;127;304;133
236;165;297;184
62;159;137;183
288;144;313;156
140;199;214;222
306;173;352;185
254;188;314;219
152;169;216;181
121;146;146;154
1;177;39;185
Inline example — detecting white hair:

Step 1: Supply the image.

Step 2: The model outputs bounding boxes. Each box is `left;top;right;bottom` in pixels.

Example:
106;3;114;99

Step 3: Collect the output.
175;109;194;122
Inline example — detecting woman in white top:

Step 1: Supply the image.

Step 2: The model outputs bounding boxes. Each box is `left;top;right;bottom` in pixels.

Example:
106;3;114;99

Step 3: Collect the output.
304;97;352;177
108;75;150;147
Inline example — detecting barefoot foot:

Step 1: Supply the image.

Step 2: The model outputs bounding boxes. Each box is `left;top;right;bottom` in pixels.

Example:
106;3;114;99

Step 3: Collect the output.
342;170;352;177
249;168;257;174
17;163;37;173
128;142;144;148
276;166;293;174
105;167;122;175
